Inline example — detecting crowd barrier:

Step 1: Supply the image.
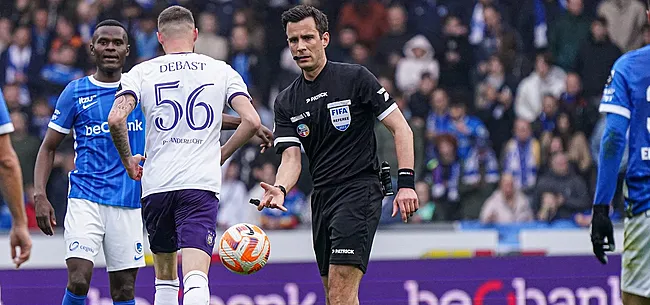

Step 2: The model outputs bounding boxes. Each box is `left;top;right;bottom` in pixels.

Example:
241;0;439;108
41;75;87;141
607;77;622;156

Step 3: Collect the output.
0;255;622;305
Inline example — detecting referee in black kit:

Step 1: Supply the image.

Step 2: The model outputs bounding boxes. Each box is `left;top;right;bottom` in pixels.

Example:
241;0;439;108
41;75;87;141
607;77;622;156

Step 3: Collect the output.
255;4;418;305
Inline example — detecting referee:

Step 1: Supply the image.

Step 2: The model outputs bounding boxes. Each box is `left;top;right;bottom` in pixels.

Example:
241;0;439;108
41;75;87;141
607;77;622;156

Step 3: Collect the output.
256;5;418;305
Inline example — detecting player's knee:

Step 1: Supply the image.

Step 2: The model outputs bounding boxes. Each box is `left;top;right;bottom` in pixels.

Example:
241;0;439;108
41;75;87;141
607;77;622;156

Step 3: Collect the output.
67;272;91;296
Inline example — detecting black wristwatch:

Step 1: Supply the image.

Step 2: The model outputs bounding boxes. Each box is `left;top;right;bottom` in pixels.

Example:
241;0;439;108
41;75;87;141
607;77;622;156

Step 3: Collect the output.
275;185;287;197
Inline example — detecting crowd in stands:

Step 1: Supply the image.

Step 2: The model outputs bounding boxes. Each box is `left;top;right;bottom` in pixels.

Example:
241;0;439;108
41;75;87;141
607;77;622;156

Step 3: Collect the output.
0;0;642;231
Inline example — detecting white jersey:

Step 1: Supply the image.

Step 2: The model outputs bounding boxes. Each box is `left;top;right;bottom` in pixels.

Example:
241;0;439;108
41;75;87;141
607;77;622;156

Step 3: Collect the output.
116;52;250;198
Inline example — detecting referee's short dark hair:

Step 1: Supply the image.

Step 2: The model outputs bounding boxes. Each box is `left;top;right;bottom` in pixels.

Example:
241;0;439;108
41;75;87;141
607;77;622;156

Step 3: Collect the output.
93;19;128;42
281;5;329;37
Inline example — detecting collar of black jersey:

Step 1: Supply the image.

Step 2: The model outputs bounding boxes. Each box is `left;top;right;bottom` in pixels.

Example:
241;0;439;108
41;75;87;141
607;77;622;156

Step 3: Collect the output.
302;60;331;85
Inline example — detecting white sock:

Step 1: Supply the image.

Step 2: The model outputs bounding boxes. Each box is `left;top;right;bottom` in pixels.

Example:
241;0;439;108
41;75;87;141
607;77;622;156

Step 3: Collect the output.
154;278;180;305
182;271;209;305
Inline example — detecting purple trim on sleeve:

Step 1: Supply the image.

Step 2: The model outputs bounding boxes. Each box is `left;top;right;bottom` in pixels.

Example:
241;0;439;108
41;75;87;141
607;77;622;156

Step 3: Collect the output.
115;90;139;104
228;92;252;108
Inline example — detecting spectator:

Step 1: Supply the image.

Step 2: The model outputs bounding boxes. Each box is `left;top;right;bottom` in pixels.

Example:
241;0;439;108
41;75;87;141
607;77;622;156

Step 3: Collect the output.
395;34;439;95
0;18;12;53
496;30;533;83
228;25;269;104
76;1;98;44
474;4;521;65
438;15;474;96
232;8;265;52
475;55;516;111
29;98;51;139
476;58;517;159
374;4;413;71
49;16;83;64
408;72;437;121
411;181;436;223
532;94;559;136
547;0;591;71
442;100;490;160
194;12;229;61
544;111;593;181
326;26;357;63
2;83;22;112
469;0;500;46
424;134;463;221
425;88;451;159
9;111;40;188
0;25;42;105
377;94;426;179
534;152;591;222
576;17;622;102
517;0;565;56
31;8;52;58
350;42;379;75
501;119;541;195
217;162;257;229
514;52;566;122
479;173;533;224
460;146;501;219
337;0;388;47
133;13;159;63
597;0;647;52
39;44;84;107
558;73;599;139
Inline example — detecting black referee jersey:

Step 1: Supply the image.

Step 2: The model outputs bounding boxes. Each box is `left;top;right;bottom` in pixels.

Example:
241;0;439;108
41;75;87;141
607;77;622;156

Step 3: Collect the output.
273;61;397;188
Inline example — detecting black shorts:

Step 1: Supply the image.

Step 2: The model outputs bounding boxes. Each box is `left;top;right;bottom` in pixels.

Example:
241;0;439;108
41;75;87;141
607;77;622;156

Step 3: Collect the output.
311;176;383;276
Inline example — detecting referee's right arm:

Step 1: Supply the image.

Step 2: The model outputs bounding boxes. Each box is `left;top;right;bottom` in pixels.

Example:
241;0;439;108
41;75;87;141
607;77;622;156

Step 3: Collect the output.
257;96;302;211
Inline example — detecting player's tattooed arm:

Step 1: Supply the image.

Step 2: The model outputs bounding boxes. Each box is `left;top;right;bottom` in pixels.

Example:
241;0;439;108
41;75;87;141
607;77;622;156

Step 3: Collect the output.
108;94;137;165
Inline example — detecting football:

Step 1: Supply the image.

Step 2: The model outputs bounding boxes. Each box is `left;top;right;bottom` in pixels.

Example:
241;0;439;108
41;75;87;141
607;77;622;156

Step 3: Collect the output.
218;223;271;275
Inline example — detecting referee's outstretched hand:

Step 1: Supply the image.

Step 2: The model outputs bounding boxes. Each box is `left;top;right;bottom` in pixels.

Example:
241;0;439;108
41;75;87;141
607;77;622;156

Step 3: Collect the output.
392;188;419;223
257;182;288;212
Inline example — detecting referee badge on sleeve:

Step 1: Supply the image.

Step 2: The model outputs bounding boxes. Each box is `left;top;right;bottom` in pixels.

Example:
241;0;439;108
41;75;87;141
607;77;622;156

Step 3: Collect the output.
327;100;352;131
297;124;310;137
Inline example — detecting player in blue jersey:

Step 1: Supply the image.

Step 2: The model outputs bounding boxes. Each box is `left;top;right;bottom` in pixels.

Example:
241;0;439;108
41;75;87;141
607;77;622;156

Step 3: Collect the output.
0;88;32;268
591;3;650;304
33;20;145;305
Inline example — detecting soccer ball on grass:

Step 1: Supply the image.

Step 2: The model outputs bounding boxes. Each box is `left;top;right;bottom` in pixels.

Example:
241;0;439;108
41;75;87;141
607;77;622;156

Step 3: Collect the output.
218;223;270;275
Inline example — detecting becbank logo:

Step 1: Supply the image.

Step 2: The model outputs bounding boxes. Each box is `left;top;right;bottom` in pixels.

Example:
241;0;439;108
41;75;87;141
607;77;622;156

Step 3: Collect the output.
405;277;621;305
85;120;143;136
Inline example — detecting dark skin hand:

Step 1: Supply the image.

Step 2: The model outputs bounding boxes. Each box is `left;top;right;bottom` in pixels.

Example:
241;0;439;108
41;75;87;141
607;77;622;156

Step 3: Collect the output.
222;114;274;153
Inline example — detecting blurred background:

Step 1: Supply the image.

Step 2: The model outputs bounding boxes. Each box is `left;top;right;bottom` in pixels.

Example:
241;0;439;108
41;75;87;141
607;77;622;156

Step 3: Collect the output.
0;0;640;304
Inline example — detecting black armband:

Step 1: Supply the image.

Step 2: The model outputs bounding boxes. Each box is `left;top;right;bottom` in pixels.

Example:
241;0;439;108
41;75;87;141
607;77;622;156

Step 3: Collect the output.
397;168;415;190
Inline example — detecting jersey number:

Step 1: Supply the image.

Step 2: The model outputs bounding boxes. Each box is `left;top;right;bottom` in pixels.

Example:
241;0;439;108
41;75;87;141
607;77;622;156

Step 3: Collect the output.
154;81;215;131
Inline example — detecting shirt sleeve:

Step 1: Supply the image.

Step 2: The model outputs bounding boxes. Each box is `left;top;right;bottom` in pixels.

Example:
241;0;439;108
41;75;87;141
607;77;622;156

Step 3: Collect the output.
599;58;631;119
225;64;252;109
48;82;77;135
273;94;301;154
0;88;14;135
116;66;142;103
357;66;397;121
593;113;629;206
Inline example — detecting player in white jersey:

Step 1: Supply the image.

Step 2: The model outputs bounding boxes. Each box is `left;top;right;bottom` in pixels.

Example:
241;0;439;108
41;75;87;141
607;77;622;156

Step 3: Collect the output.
107;6;262;305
